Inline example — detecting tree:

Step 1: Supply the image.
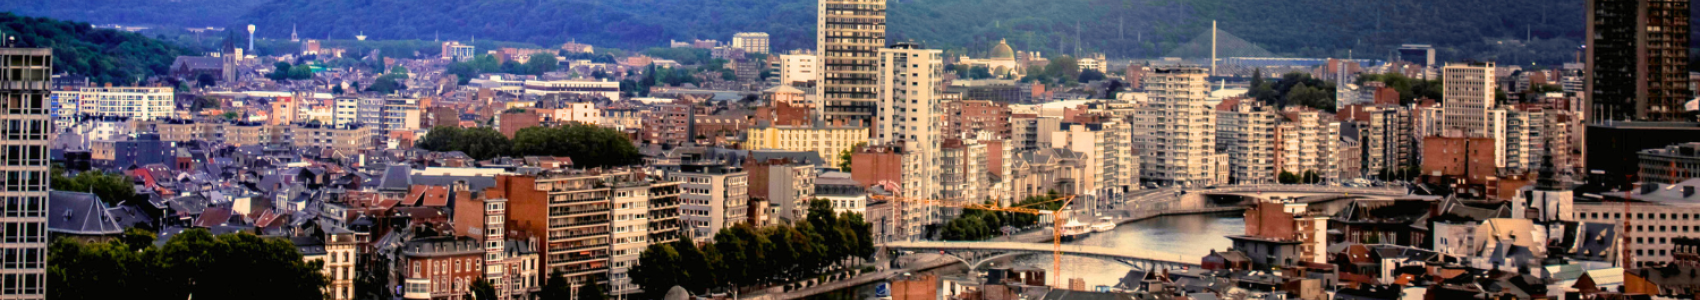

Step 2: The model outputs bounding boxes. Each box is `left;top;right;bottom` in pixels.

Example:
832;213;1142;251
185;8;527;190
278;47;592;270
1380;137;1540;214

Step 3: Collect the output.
469;278;497;300
50;169;136;206
367;73;408;94
270;62;294;80
51;229;328;300
1077;69;1106;83
331;84;344;94
288;64;314;80
969;65;992;79
632;243;684;300
121;227;156;251
525;53;559;75
509;124;643;168
195;73;216;87
837;142;865;172
541;272;572;300
576;275;607;300
1044;56;1081;81
1279;171;1299;184
390;65;408;75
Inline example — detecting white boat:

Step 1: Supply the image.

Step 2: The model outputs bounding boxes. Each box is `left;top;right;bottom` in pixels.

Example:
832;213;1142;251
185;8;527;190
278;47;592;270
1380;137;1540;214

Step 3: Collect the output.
1090;217;1117;233
1058;219;1091;242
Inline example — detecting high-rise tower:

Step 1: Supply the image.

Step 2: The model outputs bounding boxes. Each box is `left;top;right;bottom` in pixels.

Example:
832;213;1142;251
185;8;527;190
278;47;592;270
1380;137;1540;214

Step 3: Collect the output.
0;47;51;299
1586;0;1692;121
817;0;886;127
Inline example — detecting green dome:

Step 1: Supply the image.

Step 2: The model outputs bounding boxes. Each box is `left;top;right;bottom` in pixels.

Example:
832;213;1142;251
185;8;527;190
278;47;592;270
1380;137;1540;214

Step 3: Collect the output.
990;39;1015;59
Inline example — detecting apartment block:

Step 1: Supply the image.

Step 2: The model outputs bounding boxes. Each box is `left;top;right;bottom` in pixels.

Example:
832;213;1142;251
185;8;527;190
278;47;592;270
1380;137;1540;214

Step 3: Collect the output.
817;0;885;126
1135;67;1216;187
1217;99;1279;184
744;124;867;168
1442;62;1496;138
49;86;174;130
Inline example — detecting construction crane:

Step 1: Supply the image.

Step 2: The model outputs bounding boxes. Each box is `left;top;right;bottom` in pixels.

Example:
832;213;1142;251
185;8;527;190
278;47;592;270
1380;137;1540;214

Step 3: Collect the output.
871;194;1076;286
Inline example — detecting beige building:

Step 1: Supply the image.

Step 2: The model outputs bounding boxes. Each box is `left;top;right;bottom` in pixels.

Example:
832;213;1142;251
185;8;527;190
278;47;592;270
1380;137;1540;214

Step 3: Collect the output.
1217;99;1280;184
1275;108;1340;182
731;32;770;54
745;124;868;168
1442;62;1496;138
876;43;945;229
817;0;886;126
292;123;374;153
1135;67;1217;187
777;52;819;87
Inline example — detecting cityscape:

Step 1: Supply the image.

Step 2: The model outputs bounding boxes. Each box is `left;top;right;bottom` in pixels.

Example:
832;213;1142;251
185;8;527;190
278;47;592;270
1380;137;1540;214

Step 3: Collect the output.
0;0;1698;299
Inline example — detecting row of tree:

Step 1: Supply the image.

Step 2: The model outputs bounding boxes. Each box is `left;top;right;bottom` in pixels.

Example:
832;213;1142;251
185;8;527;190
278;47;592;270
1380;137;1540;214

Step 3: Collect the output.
49;229;329;300
632;200;874;300
940;192;1064;241
1355;72;1444;105
1277;170;1324;184
445;53;560;84
268;61;315;81
1249;69;1339;112
415;124;643;168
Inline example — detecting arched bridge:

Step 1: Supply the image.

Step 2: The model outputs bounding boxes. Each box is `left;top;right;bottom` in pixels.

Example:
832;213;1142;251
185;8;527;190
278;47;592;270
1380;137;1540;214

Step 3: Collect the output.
887;241;1201;272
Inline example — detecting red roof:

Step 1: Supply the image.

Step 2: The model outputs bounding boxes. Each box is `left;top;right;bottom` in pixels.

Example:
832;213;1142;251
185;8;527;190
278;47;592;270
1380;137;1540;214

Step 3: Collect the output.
195;207;234;228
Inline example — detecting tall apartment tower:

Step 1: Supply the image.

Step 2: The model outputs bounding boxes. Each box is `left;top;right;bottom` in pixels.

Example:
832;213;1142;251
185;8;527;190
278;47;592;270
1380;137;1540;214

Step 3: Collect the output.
876;43;944;235
817;0;886;127
1135;67;1216;187
1586;0;1692;122
1441;62;1496;138
0;47;51;299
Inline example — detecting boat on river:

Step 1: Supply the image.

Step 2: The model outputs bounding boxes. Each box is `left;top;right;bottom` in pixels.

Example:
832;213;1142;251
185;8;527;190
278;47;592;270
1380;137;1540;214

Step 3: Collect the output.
1058;219;1091;242
1090;216;1117;233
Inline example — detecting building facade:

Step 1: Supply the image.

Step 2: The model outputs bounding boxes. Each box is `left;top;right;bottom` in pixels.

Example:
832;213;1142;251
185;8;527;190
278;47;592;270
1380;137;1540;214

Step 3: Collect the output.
1136;67;1216;187
744;124;867;168
817;0;886;126
51;86;174;123
1639;142;1700;184
1442;62;1496;138
731;32;771;54
1217;99;1279;184
1586;0;1692;121
0;47;51;300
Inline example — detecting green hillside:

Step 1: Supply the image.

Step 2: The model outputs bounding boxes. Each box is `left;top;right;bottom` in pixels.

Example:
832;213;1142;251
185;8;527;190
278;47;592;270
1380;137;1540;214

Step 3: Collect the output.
0;13;195;84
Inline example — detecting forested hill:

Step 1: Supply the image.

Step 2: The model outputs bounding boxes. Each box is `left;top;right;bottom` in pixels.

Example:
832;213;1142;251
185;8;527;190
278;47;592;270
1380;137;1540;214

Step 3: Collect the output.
3;0;1697;67
0;13;195;84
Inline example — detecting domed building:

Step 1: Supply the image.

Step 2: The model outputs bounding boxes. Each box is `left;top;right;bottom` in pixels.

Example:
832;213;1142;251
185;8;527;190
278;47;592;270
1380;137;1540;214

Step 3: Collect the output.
958;39;1024;78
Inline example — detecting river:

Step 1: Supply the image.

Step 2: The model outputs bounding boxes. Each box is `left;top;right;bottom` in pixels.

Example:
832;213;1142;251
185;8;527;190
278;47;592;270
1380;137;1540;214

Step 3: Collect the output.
807;213;1245;299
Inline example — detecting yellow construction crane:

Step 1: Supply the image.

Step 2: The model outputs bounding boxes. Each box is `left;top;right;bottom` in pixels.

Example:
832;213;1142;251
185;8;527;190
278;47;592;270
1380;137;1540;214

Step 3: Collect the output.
870;194;1076;286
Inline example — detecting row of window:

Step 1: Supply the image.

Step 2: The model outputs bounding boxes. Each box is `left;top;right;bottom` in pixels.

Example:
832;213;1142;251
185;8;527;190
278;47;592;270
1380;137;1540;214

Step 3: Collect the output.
1;221;46;243
0;196;45;218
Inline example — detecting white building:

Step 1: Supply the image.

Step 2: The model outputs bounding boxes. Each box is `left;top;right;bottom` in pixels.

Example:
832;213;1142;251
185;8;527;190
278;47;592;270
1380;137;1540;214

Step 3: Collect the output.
777;53;819;87
875;43;945;239
51;86;175;128
1135;67;1216;187
1442;62;1496;138
522;79;621;100
333;97;359;126
549;102;600;124
608;179;650;297
670;162;749;242
731;32;771;54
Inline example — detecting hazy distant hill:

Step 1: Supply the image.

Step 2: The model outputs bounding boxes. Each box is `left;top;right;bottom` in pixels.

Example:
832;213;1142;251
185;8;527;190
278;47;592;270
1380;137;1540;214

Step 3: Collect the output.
0;0;263;28
3;0;1696;67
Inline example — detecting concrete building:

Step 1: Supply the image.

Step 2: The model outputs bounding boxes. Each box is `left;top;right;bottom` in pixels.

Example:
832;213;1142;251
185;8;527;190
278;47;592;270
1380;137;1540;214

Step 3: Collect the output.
776;52;819;87
817;0;886;126
1442;62;1497;138
442;41;476;61
942;100;1012;141
1010;114;1061;151
522;80;621;100
1217;99;1279;184
333;96;359;126
875;43;944;226
816;171;867;215
50;86;174;122
1639;142;1700;184
292;123;374;153
1576;178;1700;267
731;32;770;54
747;159;816;225
744;124;867;168
939;139;988;204
0;48;50;300
666;160;749;242
1275;108;1340;182
1502;108;1548;174
1586;0;1692;121
1136;67;1216;187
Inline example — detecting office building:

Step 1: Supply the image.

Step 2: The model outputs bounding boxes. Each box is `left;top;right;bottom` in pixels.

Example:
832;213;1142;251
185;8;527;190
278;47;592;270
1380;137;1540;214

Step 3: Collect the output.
1135;67;1216;187
0;47;49;299
817;0;886;126
731;32;771;54
665;157;748;242
1276;108;1341;182
1639;142;1700;184
1442;62;1496;138
1586;0;1692;121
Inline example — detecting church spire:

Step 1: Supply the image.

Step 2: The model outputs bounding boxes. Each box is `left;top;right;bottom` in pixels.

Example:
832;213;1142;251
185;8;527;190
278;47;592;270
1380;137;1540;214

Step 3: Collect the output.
290;24;299;42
